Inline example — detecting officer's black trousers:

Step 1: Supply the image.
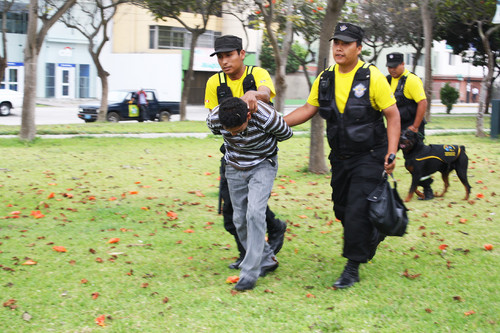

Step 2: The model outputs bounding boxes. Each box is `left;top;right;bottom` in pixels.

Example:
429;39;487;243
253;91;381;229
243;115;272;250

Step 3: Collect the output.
330;147;386;263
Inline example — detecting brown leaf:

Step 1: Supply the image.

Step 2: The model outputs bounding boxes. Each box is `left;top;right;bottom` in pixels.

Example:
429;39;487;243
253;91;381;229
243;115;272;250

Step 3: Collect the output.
402;269;421;279
3;299;17;309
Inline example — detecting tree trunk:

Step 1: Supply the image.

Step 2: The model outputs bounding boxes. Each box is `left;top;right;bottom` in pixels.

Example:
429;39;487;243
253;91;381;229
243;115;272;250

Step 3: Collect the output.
475;22;500;137
20;0;38;141
19;0;77;141
420;0;433;123
307;0;345;174
179;31;202;120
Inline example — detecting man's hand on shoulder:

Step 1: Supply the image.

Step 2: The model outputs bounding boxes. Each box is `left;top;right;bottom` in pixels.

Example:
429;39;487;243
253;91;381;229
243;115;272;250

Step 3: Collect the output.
241;86;271;113
241;91;259;113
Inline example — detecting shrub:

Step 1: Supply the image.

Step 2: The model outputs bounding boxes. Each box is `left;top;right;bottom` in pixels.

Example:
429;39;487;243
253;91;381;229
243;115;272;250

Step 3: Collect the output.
440;82;459;114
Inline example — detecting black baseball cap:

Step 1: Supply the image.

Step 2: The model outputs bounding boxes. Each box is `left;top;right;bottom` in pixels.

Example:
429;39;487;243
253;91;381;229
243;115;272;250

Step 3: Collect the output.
210;35;242;57
330;23;364;43
386;52;404;67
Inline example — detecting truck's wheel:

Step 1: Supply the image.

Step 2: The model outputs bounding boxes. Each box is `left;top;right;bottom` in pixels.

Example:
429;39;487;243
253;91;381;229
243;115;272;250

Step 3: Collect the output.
159;111;171;122
106;112;120;123
0;102;12;116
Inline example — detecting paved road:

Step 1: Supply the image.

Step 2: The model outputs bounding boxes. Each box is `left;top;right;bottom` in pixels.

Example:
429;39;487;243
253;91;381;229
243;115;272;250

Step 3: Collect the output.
0;100;485;126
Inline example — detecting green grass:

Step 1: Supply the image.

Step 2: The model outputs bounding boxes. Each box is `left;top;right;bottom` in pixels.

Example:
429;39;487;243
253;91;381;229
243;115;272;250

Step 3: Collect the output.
0;135;498;332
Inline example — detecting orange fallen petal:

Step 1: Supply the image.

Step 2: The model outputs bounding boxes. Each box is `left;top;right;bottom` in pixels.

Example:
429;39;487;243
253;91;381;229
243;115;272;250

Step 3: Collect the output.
483;244;493;251
129;191;138;195
22;259;37;265
183;229;195;233
476;193;484;199
108;196;117;201
306;293;316;298
226;275;239;284
438;244;448;250
464;310;475;316
47;192;55;199
53;246;67;252
108;238;120;244
95;314;106;327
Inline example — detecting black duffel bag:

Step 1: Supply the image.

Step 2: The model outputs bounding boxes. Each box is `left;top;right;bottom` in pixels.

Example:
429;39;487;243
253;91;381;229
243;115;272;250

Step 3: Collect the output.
367;170;409;237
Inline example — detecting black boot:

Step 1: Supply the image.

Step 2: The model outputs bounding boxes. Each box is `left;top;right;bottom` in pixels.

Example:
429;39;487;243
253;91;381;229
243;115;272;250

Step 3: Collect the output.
333;260;360;289
228;235;245;269
418;178;434;200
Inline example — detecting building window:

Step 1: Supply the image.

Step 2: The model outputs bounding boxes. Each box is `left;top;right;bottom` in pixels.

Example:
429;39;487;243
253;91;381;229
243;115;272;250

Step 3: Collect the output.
149;26;220;49
8;68;17;90
406;53;424;67
0;12;28;34
45;63;55;97
79;64;90;98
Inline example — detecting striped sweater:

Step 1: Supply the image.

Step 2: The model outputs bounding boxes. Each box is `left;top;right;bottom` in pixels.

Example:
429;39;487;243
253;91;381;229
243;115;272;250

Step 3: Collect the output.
207;100;293;170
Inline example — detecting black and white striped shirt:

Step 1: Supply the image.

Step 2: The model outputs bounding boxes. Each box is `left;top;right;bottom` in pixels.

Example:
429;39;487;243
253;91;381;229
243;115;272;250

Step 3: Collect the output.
207;100;293;170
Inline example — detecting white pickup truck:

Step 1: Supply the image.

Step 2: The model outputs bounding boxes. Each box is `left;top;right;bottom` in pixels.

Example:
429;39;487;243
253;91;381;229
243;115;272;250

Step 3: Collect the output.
0;88;23;116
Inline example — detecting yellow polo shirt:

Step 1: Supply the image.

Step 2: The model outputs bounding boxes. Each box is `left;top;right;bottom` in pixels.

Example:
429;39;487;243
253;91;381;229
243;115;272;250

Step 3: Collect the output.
204;66;276;110
389;69;426;103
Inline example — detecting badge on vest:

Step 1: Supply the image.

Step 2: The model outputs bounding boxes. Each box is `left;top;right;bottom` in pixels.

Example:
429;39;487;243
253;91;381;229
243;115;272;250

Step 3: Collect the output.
443;145;457;157
353;83;367;98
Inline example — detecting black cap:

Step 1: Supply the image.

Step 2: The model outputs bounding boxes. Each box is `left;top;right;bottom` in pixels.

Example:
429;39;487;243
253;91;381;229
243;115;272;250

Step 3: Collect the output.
330;23;364;43
210;35;242;57
386;52;404;67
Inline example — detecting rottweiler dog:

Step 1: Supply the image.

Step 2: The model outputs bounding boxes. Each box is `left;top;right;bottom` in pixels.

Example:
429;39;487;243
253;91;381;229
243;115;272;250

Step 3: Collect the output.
399;129;471;202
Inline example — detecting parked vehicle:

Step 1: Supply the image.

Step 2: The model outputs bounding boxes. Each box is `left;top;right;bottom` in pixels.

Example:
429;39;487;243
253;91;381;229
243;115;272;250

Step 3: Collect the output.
0;88;23;116
77;89;180;123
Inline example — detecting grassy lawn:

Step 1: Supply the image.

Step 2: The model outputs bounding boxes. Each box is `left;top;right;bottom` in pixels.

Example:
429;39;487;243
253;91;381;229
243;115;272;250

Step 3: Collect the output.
0;134;498;332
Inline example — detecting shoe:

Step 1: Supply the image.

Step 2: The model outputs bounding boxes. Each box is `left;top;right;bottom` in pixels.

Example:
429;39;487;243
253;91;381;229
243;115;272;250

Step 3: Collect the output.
333;261;360;289
234;277;256;291
228;256;243;270
260;256;279;277
268;219;287;255
418;178;434;200
260;263;279;277
418;187;434;200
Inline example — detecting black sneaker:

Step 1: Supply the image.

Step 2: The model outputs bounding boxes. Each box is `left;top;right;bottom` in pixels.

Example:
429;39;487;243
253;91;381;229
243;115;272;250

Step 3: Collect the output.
268;219;287;255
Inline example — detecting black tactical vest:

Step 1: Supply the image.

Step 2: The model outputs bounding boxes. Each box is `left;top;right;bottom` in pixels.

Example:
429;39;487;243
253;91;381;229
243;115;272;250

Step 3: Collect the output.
216;66;257;104
387;72;418;128
318;63;387;158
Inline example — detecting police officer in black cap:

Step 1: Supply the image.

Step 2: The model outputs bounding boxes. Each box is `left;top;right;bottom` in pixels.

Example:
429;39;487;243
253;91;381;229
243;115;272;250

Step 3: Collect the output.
284;23;400;288
386;52;433;200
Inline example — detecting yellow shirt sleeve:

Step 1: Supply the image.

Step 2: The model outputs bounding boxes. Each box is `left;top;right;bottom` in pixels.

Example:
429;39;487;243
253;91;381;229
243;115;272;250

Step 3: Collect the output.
405;71;427;103
390;69;427;103
204;74;220;110
306;61;396;113
369;65;397;111
204;66;276;111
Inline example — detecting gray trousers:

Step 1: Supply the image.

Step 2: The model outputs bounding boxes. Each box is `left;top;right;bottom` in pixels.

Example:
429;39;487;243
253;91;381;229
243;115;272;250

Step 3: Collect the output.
225;155;278;281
